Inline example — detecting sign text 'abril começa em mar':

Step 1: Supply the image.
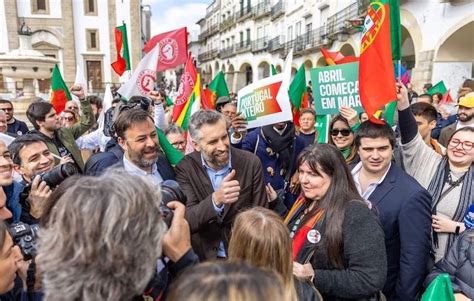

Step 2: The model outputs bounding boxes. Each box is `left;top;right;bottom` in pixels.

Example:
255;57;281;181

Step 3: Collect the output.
311;62;363;115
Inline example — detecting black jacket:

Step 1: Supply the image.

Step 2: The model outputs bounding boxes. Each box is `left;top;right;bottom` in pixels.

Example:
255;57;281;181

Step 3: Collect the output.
424;230;474;299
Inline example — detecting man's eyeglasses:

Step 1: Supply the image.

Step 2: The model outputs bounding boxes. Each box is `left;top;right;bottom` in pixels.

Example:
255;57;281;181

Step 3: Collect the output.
171;141;186;148
0;108;13;112
330;129;352;137
449;138;474;151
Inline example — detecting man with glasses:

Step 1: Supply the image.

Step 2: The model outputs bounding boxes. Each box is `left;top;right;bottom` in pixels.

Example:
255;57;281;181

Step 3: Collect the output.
164;125;186;153
0;100;28;136
438;92;474;147
397;83;473;267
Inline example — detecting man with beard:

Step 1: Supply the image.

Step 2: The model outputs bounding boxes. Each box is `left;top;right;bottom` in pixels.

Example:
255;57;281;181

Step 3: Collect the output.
175;110;267;261
439;92;474;146
114;108;175;184
0;99;28;136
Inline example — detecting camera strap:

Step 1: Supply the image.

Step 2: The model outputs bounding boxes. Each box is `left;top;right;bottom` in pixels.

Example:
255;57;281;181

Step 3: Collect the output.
27;258;36;294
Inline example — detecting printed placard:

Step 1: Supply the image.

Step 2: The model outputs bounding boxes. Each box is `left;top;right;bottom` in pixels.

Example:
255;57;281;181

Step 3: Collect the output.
237;73;292;129
311;62;362;115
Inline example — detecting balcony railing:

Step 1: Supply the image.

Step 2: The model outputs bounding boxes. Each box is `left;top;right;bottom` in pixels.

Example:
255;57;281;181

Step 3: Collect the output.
235;41;252;53
279;26;328;57
220;14;236;31
253;1;271;20
198;49;219;62
220;45;236;59
208;24;219;37
237;6;253;20
251;37;269;52
326;2;359;37
271;0;284;20
268;36;284;52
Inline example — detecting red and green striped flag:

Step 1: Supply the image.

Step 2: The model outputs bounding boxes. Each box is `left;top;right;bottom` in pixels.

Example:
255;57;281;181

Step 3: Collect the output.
50;64;71;114
202;71;229;110
271;64;278;75
288;64;309;127
176;74;202;131
111;23;131;76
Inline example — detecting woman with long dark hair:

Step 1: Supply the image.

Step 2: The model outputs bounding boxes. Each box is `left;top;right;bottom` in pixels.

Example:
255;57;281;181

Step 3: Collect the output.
286;144;387;300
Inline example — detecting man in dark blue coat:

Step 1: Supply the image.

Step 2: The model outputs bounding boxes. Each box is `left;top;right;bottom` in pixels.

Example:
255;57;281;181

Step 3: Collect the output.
351;121;432;301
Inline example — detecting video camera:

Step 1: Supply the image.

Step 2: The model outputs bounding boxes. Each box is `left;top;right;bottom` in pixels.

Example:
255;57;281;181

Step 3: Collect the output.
160;180;187;228
8;222;39;260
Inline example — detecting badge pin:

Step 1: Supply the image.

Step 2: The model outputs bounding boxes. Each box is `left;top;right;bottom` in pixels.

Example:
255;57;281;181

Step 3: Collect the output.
266;167;274;177
307;229;321;244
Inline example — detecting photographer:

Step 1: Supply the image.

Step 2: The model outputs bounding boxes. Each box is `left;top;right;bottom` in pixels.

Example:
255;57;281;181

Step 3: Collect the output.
8;135;76;225
38;169;196;300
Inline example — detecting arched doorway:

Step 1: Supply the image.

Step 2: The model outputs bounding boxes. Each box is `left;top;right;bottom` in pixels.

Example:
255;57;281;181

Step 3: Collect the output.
275;65;282;73
339;44;355;56
433;20;474;99
257;61;270;80
304;59;313;83
236;63;253;90
214;61;220;77
401;26;416;70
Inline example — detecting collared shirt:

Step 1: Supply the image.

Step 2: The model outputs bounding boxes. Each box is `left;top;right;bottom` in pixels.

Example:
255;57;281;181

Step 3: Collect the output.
351;162;391;200
201;152;232;258
122;156;163;186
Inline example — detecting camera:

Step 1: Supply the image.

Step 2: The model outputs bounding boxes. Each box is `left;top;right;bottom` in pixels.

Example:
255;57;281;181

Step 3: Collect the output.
8;222;39;260
39;162;79;189
160;180;187;227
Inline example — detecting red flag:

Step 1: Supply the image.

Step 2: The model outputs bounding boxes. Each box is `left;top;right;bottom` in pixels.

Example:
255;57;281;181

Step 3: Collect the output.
143;27;188;72
172;54;197;122
440;89;453;105
50;64;72;114
111;24;131;76
359;2;397;124
320;48;358;65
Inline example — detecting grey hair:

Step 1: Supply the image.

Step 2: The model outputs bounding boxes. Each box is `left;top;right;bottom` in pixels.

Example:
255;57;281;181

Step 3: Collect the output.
188;110;225;141
164;124;184;137
38;169;167;301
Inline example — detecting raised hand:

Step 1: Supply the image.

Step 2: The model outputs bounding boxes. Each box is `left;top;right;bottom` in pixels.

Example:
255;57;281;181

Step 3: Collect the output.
70;85;85;100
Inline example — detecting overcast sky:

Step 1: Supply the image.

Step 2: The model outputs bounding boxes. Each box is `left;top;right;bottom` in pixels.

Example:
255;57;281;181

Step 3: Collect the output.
142;0;209;37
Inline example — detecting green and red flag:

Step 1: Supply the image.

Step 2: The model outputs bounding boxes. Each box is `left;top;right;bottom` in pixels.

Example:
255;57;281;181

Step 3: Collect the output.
382;0;402;61
359;1;397;124
320;48;358;65
427;80;452;104
202;71;229;110
172;54;197;122
111;23;131;76
50;64;71;114
288;64;309;127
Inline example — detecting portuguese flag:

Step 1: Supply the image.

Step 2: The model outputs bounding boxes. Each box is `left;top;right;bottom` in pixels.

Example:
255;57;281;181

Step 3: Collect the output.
202;71;229;110
176;74;202;131
50;64;71;114
111;23;131;76
288;64;309;127
156;127;184;165
320;48;358;65
359;1;397;124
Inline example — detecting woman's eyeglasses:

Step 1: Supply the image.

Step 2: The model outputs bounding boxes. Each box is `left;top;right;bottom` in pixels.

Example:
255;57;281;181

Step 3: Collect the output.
330;129;352;137
449;138;473;151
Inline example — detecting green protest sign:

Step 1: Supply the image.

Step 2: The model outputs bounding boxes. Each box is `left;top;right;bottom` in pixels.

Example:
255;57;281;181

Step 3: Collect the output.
311;62;362;115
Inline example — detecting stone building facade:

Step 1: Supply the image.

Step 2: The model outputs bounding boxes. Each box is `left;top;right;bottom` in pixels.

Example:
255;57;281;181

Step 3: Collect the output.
196;0;473;97
0;0;151;97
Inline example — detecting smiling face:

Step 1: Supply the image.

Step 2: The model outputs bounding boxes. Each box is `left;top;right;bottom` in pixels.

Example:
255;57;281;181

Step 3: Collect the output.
457;106;474;123
330;120;354;149
118;119;160;170
0;141;13;187
358;137;393;176
15;141;54;182
0;231;22;293
192;118;230;170
447;130;474;169
298;161;332;201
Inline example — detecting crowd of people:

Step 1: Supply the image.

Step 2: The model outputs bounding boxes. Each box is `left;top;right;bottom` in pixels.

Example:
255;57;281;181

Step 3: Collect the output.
0;75;472;301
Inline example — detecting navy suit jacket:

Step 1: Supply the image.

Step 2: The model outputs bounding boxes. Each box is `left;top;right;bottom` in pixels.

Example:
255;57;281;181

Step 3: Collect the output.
366;164;432;301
